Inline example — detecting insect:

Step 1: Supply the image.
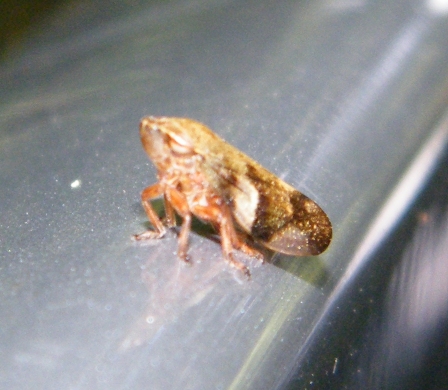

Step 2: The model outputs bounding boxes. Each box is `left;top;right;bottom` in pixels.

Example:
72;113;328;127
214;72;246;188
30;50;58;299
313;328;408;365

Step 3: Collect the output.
133;117;332;277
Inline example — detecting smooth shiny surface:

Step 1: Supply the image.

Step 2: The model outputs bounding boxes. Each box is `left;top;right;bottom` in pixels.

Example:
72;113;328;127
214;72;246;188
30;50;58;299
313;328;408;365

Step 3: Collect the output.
1;0;448;389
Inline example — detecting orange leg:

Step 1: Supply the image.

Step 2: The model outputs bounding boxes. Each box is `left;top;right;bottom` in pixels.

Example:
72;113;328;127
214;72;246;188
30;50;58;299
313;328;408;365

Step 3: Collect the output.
163;194;176;228
193;202;261;278
219;215;251;278
229;229;264;263
166;188;192;263
133;183;166;240
134;184;262;277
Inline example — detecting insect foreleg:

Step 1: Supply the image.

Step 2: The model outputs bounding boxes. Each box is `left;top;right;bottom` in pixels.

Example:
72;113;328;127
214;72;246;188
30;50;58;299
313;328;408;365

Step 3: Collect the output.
133;183;166;240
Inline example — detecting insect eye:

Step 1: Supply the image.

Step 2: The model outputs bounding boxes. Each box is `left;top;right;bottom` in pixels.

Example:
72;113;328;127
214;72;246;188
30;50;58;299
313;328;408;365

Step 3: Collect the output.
168;138;194;155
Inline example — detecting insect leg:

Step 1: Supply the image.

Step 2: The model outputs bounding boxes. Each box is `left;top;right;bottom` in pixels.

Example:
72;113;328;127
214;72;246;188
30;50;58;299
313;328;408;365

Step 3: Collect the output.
230;230;264;263
133;183;166;240
192;203;253;277
166;188;192;263
208;221;261;261
163;194;176;228
219;211;251;278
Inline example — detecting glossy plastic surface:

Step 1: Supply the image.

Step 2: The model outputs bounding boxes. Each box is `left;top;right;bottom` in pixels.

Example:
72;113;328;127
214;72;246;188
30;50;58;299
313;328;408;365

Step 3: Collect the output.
1;0;448;389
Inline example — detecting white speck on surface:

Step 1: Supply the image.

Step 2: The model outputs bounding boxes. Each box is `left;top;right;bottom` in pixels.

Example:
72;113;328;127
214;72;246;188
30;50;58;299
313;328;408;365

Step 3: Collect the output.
70;179;81;189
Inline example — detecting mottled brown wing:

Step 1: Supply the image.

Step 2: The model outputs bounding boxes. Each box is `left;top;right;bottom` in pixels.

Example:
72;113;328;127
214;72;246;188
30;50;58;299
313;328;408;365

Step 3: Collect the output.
202;148;332;256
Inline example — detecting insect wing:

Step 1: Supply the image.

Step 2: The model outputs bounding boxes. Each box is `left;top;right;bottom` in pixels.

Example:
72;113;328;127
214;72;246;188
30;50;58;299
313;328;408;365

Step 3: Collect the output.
203;147;332;256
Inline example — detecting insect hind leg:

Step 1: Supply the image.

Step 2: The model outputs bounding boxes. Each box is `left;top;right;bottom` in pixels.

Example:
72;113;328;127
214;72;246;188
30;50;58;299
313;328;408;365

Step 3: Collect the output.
230;230;264;264
192;202;260;277
219;216;252;278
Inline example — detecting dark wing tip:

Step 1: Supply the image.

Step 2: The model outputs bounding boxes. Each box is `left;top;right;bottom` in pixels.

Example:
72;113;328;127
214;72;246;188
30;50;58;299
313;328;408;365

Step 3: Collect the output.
262;194;332;256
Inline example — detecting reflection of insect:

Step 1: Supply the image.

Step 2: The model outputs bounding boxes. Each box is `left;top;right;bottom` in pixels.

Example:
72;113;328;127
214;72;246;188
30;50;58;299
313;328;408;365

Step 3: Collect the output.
133;117;332;278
